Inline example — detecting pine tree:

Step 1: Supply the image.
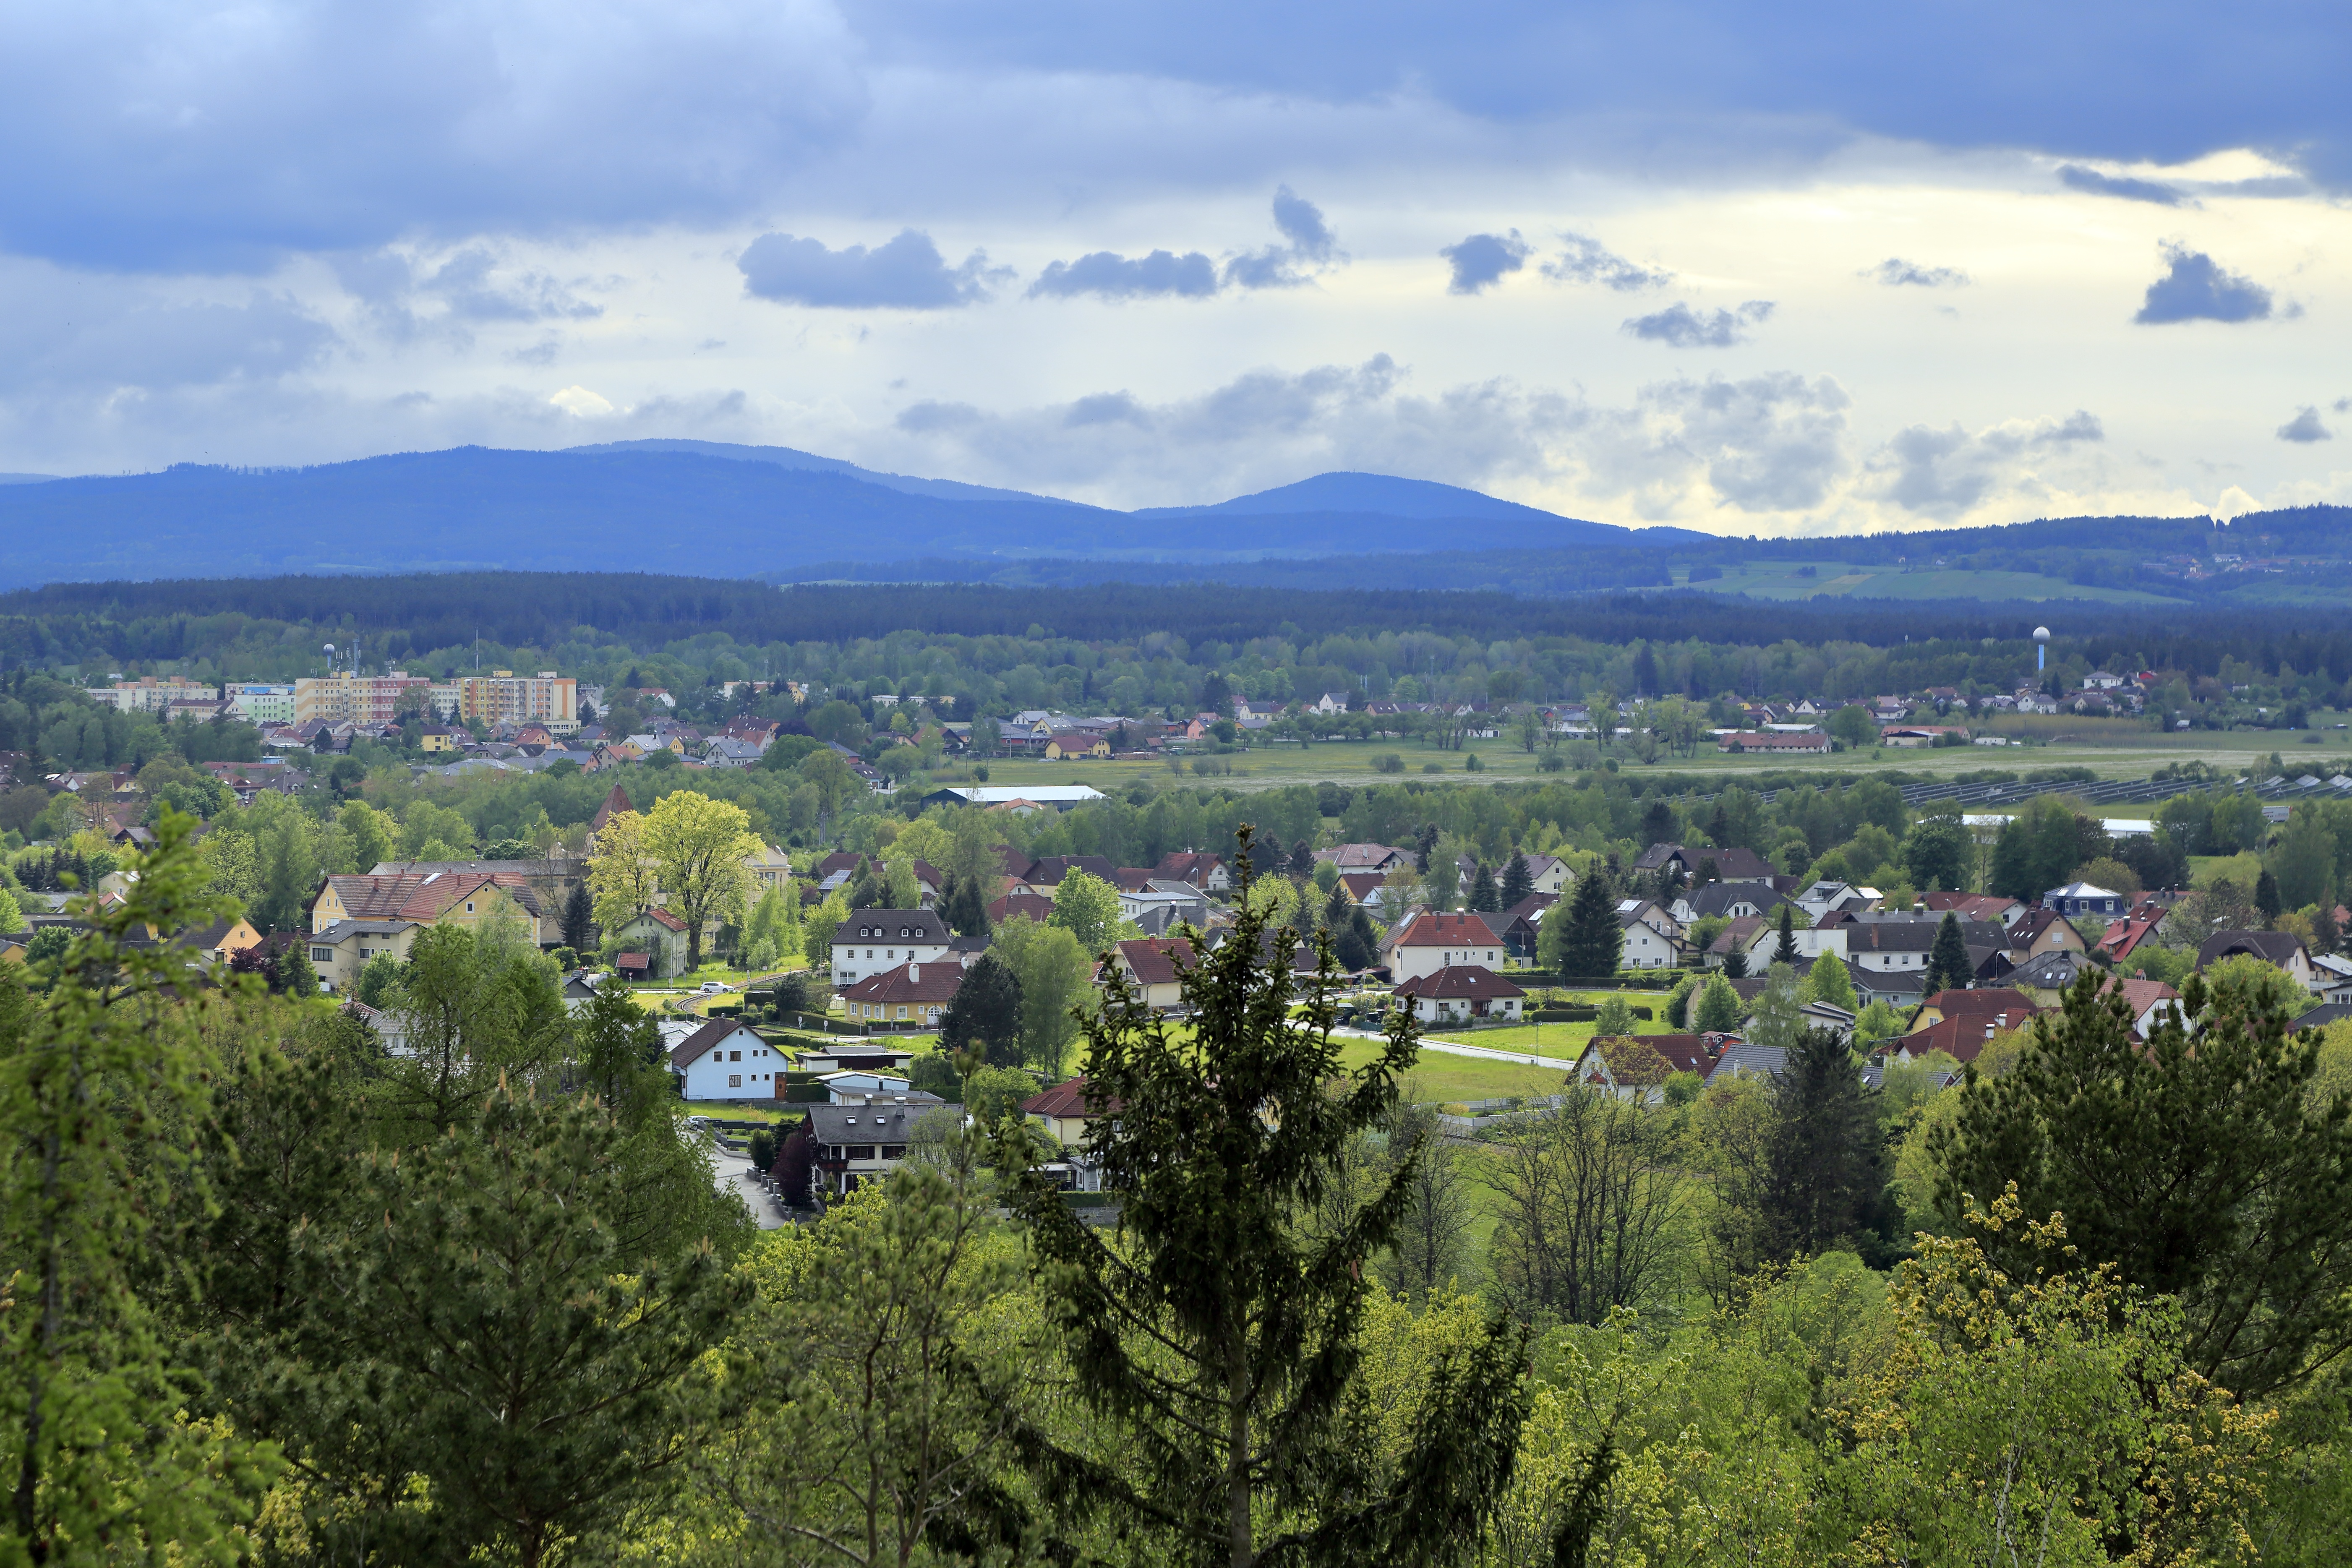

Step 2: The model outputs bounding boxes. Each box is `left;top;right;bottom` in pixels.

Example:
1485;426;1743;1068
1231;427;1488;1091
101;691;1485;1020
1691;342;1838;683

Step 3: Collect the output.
1498;852;1533;909
1756;1026;1892;1264
1931;969;2352;1398
1467;860;1500;912
989;829;1527;1565
1721;947;1750;979
1772;903;1801;966
1322;879;1350;930
1924;909;1973;996
2255;868;2283;926
562;881;595;951
1549;869;1624;981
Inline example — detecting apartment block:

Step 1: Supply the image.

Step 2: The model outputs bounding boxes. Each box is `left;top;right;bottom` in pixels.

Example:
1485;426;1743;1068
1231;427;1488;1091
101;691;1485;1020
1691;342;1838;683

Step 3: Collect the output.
456;671;579;733
95;675;214;713
224;684;297;724
292;671;433;726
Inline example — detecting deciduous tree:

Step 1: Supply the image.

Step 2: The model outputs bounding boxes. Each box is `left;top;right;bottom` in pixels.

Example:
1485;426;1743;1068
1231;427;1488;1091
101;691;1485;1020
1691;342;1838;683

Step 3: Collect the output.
642;789;760;971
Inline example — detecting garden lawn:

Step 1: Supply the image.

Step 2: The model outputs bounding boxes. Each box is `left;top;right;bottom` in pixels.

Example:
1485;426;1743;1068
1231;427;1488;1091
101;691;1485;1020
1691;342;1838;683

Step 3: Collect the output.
1337;1036;1577;1106
2190;852;2265;889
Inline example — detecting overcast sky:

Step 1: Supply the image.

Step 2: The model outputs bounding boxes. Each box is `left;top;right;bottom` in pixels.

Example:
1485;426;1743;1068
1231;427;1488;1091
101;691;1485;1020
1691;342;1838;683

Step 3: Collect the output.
4;0;2347;534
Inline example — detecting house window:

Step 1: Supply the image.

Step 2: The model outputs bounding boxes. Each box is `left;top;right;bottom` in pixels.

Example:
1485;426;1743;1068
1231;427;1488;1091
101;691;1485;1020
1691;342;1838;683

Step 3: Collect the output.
728;1075;741;1088
465;902;475;913
729;1051;741;1061
311;947;334;963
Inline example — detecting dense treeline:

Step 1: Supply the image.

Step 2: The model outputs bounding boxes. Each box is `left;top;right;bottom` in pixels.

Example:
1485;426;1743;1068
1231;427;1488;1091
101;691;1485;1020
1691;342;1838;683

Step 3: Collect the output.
8;822;2352;1565
9;574;2352;717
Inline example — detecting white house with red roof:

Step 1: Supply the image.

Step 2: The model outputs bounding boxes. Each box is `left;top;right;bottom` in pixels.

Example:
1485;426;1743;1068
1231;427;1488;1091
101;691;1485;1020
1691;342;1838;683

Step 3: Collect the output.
1385;911;1507;982
1391;965;1525;1024
671;1018;781;1101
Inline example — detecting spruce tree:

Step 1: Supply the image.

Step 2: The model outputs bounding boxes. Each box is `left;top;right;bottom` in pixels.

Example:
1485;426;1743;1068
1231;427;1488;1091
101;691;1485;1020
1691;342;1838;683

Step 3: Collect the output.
1467;860;1500;912
939;951;1026;1071
1924;909;1973;996
989;830;1527;1565
1757;1025;1892;1264
562;881;595;951
277;936;320;998
1498;851;1533;910
2255;867;2283;926
1772;903;1801;966
1722;947;1749;979
1547;869;1624;981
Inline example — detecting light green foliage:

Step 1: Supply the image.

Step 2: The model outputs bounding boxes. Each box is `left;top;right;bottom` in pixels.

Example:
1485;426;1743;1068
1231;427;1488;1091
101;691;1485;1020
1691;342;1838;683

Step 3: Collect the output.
1743;963;1804;1051
1852;997;1904;1045
1048;867;1124;952
989;915;1095;1079
1694;971;1743;1033
1592;993;1637;1037
962;1064;1039;1122
0;882;20;934
742;883;799;973
1801;949;1855;1011
337;798;397;871
680;1165;1026;1568
1823;1188;2273;1563
801;887;850;964
2203;952;2319;1018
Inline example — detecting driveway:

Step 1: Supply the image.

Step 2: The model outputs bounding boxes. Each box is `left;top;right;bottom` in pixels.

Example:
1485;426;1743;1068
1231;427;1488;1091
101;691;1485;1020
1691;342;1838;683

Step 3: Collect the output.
709;1143;791;1229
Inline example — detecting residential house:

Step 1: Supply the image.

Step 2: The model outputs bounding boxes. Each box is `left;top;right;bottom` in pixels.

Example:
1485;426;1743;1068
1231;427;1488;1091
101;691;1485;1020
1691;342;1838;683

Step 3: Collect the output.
2007;907;2087;962
1616;900;1688;970
2197;930;2315;989
1010;854;1120;892
1704;1039;1784;1083
1795;881;1880;922
1671;879;1790;925
2008;947;2094;1002
310;870;545;943
418;726;463;753
606;908;692;976
1335;872;1391;909
831;908;952;984
304;919;422;993
176;916;264;965
804;1098;964;1199
1043;732;1111;760
1921;892;2026;928
1634;843;1776;883
1718;731;1832;754
1314;843;1416;875
841;960;964;1028
1391;965;1525;1024
2099;976;2186;1038
743;843;794;894
1517;854;1574;895
986;890;1058;926
1110;937;1200;1011
2094;898;2169;963
1705;916;1766;969
1909;988;2038;1031
1839;914;2004;980
2043;881;2127;918
1573;1034;1718;1102
1151;851;1233;892
1386;912;1507;982
671;1018;782;1101
1118;880;1211;936
1491;893;1557;960
1886;1013;2010;1066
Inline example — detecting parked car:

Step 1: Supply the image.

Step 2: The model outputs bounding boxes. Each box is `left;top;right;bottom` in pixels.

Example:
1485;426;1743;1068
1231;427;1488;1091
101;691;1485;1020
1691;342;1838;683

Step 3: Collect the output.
698;980;733;994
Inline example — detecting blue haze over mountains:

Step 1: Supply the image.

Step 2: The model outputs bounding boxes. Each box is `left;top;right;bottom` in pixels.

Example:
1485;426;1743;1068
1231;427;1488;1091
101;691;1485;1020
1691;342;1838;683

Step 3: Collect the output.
0;438;2345;600
0;439;1688;589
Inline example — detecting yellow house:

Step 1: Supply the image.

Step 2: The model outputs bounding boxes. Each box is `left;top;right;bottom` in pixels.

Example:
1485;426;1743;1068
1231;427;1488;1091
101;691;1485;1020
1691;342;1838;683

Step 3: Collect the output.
305;919;424;993
312;871;546;943
1044;732;1111;760
418;727;462;753
742;843;793;892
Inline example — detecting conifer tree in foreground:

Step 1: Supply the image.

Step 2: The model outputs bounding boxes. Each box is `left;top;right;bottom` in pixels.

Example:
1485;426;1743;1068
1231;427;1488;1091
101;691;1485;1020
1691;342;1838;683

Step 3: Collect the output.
1546;867;1623;980
992;829;1527;1567
1923;909;1973;995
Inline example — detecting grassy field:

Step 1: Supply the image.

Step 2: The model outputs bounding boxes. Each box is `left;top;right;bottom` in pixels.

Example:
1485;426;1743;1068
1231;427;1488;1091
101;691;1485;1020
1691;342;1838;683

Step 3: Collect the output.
967;720;2341;796
1676;560;2185;607
1338;1036;1578;1103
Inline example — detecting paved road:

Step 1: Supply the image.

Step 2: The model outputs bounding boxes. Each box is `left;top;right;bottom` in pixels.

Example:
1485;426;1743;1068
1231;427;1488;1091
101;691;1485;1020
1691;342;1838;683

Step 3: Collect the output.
709;1144;791;1229
1334;1025;1576;1072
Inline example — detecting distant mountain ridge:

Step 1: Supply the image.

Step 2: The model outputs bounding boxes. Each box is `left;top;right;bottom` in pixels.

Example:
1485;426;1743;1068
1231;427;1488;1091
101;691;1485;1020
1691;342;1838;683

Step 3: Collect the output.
0;441;1670;589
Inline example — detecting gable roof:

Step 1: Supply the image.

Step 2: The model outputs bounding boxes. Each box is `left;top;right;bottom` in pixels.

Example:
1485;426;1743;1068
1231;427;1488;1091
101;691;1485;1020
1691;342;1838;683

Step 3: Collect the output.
1021;1075;1120;1119
1682;880;1788;920
318;871;544;924
1391;964;1525;1000
2198;929;2308;969
1392;911;1506;949
842;961;965;1004
1020;855;1118;887
1116;937;1201;989
1151;851;1227;885
987;890;1059;926
669;1017;762;1068
1922;892;2023;921
1921;987;2037;1017
1318;843;1412;870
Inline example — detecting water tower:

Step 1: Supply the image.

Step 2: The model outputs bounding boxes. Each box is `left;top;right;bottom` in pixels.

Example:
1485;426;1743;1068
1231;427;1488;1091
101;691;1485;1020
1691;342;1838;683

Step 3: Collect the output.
2032;625;2050;673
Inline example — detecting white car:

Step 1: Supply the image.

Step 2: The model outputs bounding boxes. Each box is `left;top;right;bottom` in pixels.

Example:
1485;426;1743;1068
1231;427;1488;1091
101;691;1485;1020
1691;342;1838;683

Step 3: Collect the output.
697;980;734;994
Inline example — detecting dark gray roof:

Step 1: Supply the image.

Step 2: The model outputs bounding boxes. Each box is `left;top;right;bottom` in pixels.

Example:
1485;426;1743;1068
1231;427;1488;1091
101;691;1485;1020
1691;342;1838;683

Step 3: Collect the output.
1683;881;1789;920
807;1101;960;1142
2010;949;2090;988
2198;930;2307;970
841;909;950;943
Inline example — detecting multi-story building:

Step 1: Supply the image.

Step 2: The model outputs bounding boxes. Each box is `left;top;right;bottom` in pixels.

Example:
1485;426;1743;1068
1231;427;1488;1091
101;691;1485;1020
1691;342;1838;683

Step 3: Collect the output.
223;684;297;725
94;675;214;713
455;671;578;733
293;671;433;726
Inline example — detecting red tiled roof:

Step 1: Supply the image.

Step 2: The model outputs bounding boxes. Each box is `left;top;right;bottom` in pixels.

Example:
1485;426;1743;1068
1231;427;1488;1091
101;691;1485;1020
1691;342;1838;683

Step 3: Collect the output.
843;961;965;1004
1921;988;2036;1017
1021;1075;1122;1119
1923;892;2021;921
589;783;633;832
1902;1014;2011;1064
320;871;543;923
1392;912;1505;948
641;907;688;933
1392;964;1525;1000
1153;851;1227;885
1337;872;1388;901
1116;937;1201;988
987;891;1058;925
